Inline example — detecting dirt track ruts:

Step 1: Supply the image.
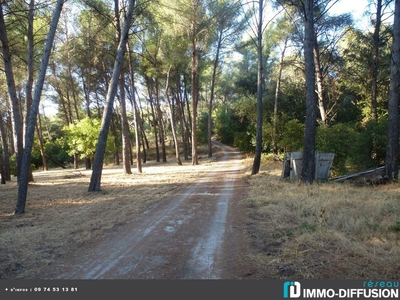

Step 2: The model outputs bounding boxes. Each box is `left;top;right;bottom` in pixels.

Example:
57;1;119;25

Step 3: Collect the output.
39;141;250;279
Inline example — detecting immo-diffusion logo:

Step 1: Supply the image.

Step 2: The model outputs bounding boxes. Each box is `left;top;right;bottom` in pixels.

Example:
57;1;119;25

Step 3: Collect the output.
283;281;301;298
282;280;399;299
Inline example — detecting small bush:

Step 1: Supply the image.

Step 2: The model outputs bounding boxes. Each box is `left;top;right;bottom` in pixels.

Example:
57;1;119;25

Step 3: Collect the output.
214;108;235;145
350;119;387;170
196;112;209;145
281;119;305;153
233;131;253;153
316;123;358;175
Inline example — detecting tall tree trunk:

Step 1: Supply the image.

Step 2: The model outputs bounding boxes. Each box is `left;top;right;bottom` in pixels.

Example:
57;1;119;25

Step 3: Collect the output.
300;0;317;184
385;0;400;181
131;108;140;170
88;0;136;192
114;0;131;175
136;90;149;163
25;0;36;184
371;0;382;121
131;89;150;166
251;0;264;175
36;114;48;171
127;48;142;173
145;77;160;162
208;27;223;158
120;74;132;174
64;14;81;122
0;115;8;183
165;67;182;165
314;32;327;126
184;77;193;149
7;115;14;156
0;112;10;181
176;79;190;161
140;122;147;164
155;79;167;162
83;18;93;118
191;38;199;165
148;85;160;162
0;7;24;180
111;114;120;165
25;0;34;139
15;0;65;214
273;37;288;155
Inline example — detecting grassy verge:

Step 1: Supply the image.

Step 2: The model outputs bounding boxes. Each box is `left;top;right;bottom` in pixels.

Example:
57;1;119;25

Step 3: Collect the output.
243;158;400;279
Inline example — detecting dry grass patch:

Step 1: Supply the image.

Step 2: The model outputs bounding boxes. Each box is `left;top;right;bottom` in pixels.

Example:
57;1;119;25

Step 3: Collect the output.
0;147;222;279
244;159;400;279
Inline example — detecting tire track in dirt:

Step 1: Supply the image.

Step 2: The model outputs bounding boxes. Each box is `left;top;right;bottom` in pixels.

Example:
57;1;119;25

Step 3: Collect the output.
184;143;240;279
51;141;244;279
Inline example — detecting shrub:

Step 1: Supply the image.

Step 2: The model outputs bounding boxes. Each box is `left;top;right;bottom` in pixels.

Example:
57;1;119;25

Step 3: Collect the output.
214;107;235;145
45;139;73;167
214;106;251;147
350;119;387;170
196;111;209;144
63;117;114;162
316;123;358;175
280;119;305;153
233;131;253;153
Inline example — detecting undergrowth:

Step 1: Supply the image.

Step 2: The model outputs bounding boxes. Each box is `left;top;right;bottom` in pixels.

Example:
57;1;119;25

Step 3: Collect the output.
244;159;400;279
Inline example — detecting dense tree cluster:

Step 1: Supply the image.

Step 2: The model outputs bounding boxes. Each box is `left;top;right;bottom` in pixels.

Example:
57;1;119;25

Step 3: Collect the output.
0;0;399;213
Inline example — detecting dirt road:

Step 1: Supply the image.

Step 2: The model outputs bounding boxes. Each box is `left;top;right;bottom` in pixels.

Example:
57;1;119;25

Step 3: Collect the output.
38;141;253;279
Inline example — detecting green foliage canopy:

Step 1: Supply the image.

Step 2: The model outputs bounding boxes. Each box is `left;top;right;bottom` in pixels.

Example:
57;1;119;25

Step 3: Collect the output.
63;117;114;160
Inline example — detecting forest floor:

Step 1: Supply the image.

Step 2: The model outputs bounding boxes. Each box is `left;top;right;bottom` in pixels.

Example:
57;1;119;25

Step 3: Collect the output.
0;142;399;280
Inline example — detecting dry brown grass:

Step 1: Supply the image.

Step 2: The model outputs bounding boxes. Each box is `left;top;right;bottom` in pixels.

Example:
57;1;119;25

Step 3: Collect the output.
0;146;223;279
243;158;400;279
